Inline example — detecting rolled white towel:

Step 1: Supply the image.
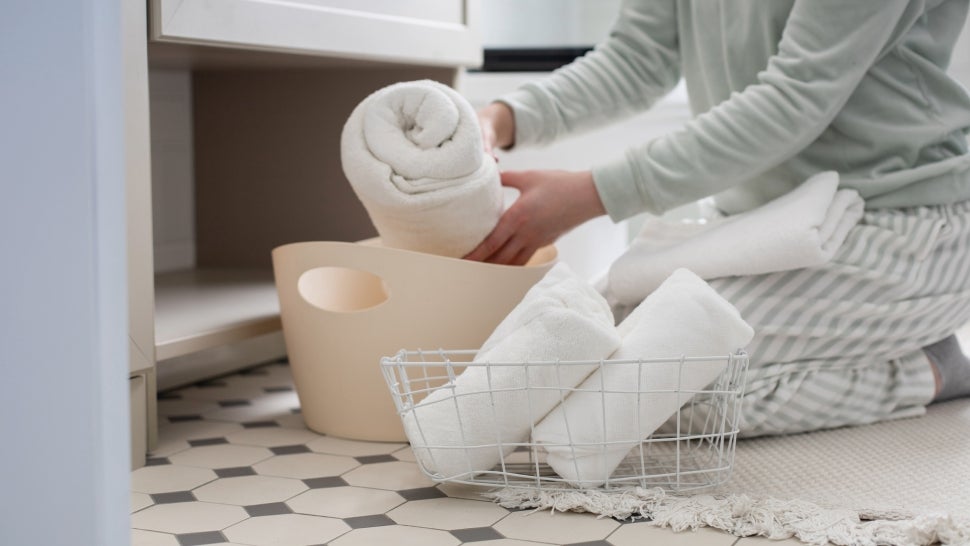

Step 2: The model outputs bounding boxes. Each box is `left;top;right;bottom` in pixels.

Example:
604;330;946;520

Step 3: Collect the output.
534;269;754;488
340;80;503;257
403;263;621;479
603;171;863;307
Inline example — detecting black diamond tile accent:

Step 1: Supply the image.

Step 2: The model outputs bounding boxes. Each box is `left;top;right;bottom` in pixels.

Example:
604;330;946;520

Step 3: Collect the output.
188;437;229;447
215;466;257;478
271;444;311;455
514;445;532;452
354;454;396;465
195;380;228;389
303;476;347;489
290;407;302;414
176;530;227;546
344;514;396;529
167;415;203;423
451;527;504;542
398;487;448;501
157;391;183;400
244;502;293;517
264;385;293;393
150;491;196;504
274;357;289;365
145;457;170;466
217;399;251;407
242;420;280;428
240;368;269;376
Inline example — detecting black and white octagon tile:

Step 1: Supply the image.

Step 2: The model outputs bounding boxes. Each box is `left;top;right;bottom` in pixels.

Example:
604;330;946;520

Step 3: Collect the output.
131;359;755;546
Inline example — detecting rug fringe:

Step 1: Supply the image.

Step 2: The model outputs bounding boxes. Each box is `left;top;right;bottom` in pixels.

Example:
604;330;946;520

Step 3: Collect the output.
485;487;970;546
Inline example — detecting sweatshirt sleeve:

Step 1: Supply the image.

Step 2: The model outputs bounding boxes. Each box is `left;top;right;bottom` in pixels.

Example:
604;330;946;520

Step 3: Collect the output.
593;0;920;221
498;0;681;148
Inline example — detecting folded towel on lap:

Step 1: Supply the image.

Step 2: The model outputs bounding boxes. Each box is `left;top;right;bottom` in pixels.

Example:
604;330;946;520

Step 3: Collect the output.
603;171;864;307
534;269;755;488
403;263;621;479
341;79;502;257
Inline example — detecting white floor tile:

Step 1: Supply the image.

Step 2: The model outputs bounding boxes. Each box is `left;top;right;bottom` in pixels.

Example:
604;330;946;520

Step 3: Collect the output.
493;509;620;544
286;486;405;518
131;464;216;494
473;538;552;546
253;452;359;479
222;513;350;546
131;529;178;546
437;482;490;501
392;446;417;462
388;497;508;530
342;461;436;490
193;475;307;505
225;426;320;448
306;436;406;457
328;525;460;546
131;492;153;513
131;502;248;534
609;523;739;546
169;443;273;469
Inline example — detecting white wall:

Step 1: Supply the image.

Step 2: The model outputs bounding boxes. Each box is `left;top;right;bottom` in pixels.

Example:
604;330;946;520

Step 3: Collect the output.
0;1;129;545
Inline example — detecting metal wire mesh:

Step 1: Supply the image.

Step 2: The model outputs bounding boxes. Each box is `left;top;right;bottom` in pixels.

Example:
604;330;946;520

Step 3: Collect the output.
381;349;748;492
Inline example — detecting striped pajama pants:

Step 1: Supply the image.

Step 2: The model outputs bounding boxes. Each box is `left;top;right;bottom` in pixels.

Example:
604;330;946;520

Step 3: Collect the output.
706;199;970;438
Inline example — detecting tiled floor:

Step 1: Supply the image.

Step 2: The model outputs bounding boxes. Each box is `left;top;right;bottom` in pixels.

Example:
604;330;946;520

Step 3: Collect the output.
132;359;803;546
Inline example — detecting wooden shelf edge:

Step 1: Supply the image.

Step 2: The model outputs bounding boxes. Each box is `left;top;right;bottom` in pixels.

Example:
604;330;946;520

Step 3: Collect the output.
156;315;282;361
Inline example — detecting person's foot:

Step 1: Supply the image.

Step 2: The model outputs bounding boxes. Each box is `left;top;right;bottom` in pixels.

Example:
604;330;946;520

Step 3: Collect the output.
924;334;970;402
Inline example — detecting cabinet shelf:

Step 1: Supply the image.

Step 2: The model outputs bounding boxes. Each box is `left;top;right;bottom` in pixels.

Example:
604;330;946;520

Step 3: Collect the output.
154;268;282;361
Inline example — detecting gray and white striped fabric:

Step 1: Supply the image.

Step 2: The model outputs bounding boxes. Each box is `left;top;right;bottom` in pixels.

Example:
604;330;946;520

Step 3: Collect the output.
706;199;970;437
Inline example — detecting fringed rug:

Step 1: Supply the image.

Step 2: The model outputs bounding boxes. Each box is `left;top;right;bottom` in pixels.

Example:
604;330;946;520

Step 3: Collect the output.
490;398;970;546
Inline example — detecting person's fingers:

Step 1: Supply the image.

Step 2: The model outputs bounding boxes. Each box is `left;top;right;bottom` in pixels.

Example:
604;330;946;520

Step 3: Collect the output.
499;170;530;190
484;236;525;265
509;245;538;267
463;213;516;262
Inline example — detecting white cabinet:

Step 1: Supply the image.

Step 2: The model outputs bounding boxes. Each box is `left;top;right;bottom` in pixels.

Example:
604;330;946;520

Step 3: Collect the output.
126;0;482;466
151;0;481;67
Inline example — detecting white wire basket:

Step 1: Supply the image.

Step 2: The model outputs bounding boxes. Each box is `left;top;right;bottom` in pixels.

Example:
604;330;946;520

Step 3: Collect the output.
380;349;748;492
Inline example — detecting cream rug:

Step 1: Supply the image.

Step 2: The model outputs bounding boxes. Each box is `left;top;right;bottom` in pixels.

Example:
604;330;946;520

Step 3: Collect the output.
490;398;970;546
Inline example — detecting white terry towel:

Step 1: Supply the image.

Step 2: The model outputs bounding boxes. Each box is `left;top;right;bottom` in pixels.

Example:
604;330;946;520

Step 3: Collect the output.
340;80;503;257
533;269;754;488
604;171;864;307
403;263;621;479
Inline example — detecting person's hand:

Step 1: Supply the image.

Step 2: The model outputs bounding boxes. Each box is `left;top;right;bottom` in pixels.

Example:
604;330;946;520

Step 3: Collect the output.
477;102;515;160
465;170;607;265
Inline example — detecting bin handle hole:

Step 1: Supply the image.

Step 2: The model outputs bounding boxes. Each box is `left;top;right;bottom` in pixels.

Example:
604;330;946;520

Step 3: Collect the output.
297;266;390;313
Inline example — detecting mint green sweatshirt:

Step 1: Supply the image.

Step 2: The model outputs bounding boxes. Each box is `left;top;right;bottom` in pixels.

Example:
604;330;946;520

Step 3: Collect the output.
499;0;970;220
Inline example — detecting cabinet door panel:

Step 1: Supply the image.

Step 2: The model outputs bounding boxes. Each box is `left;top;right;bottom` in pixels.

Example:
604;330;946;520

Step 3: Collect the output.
150;0;481;67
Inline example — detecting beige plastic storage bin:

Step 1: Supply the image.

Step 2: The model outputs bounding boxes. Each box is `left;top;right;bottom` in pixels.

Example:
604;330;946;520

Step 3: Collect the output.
272;238;557;442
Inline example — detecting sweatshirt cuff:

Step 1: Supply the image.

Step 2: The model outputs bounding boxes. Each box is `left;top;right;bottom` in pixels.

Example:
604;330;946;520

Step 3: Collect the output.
592;158;652;222
495;86;551;149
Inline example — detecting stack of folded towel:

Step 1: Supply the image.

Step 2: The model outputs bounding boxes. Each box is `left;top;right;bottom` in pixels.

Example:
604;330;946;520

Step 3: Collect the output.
534;269;754;487
403;263;621;479
402;262;753;485
340;80;503;258
601;171;863;307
